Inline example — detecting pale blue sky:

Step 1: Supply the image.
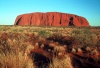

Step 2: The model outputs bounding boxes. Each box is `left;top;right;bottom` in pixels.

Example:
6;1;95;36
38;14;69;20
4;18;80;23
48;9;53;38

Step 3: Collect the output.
0;0;100;26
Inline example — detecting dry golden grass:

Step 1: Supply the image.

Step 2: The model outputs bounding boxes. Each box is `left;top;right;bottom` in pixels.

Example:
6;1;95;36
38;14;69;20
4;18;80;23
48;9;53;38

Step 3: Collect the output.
0;26;100;68
0;51;35;68
0;35;35;68
49;55;73;68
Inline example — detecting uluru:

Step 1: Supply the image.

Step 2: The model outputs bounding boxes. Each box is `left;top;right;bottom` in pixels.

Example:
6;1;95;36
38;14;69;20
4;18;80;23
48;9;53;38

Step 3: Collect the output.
14;12;90;26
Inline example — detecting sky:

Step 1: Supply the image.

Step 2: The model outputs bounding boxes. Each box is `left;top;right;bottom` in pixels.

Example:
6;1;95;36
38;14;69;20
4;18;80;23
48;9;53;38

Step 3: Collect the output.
0;0;100;26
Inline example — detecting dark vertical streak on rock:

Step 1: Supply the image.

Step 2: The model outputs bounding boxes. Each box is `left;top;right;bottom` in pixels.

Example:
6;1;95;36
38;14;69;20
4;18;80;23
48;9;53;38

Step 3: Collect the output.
51;15;54;26
16;17;22;25
80;19;83;25
46;13;48;26
59;13;62;24
30;14;33;25
69;17;75;26
40;13;43;25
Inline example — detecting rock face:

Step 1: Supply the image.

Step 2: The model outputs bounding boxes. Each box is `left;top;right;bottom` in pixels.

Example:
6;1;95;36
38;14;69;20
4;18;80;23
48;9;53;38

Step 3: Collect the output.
14;12;89;26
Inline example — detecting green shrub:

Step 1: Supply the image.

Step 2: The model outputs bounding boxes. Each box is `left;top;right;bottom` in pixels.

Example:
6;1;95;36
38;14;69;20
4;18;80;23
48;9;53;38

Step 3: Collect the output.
38;30;51;38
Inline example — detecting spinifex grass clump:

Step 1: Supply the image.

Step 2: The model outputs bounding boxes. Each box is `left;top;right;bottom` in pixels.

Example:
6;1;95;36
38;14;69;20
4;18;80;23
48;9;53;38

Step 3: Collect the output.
0;38;35;68
49;55;73;68
0;52;34;68
0;32;35;68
